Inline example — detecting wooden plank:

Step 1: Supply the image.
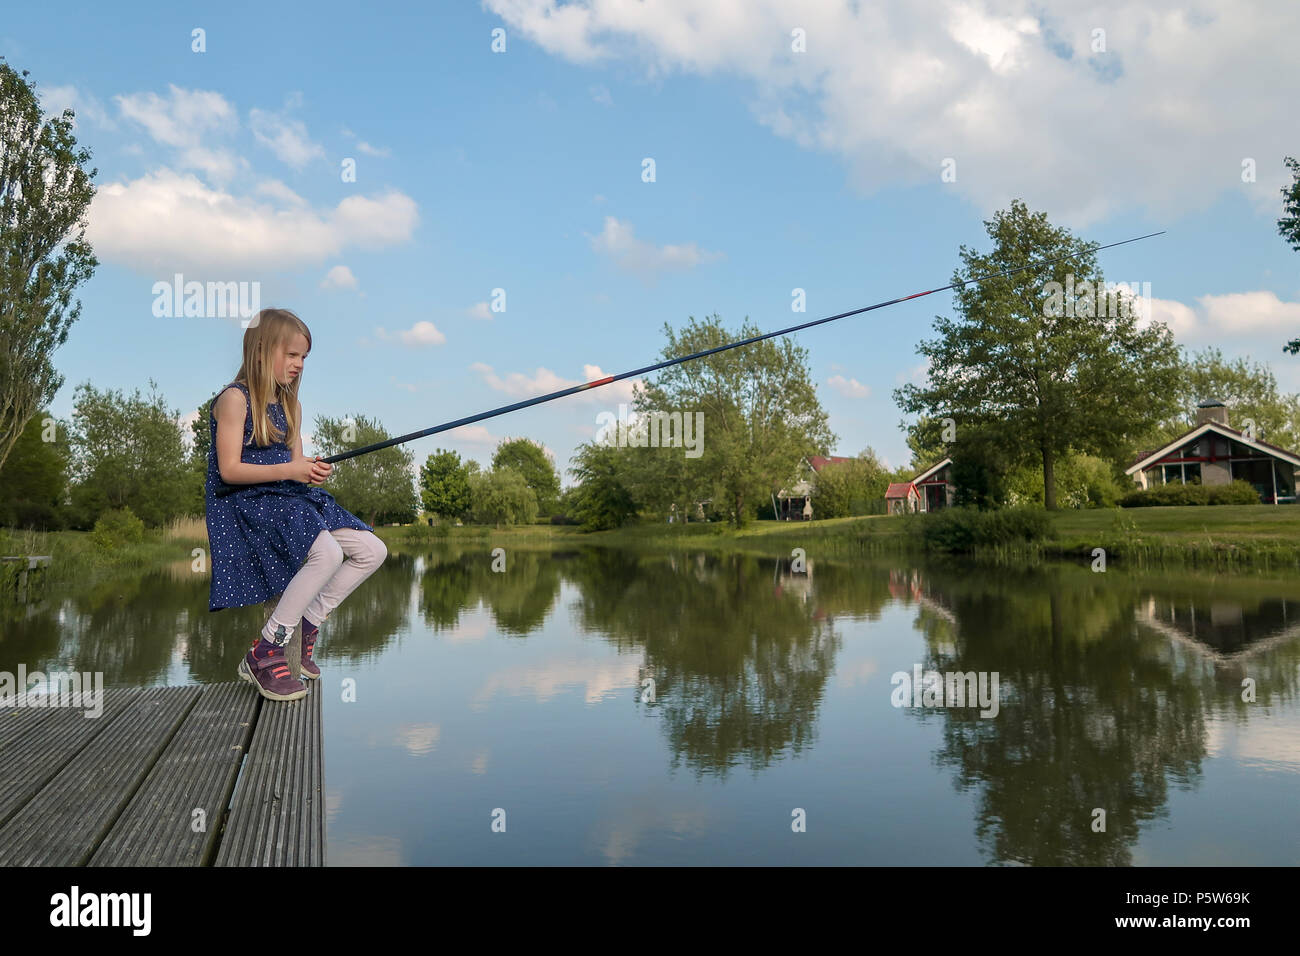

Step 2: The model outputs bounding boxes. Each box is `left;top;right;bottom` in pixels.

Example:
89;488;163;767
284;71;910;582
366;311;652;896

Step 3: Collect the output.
0;688;138;832
89;683;259;866
0;686;201;866
215;684;324;867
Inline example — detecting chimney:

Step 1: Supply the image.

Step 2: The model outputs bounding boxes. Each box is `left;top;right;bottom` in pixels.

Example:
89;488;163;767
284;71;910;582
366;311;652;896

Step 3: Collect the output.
1196;399;1229;428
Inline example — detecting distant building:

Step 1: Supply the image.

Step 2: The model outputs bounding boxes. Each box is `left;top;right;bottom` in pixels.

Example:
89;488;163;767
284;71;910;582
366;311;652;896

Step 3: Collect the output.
1125;400;1299;503
885;481;920;514
911;457;954;512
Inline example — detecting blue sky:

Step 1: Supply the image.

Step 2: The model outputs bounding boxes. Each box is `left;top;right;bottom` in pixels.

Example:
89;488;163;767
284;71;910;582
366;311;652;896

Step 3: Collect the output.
5;0;1298;481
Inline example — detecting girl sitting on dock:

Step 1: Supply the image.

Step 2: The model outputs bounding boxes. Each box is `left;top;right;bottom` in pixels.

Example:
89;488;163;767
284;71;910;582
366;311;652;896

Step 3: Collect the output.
205;308;387;701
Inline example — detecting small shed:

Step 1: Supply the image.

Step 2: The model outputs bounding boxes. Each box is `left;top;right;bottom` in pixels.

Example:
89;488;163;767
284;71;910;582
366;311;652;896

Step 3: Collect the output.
885;482;920;514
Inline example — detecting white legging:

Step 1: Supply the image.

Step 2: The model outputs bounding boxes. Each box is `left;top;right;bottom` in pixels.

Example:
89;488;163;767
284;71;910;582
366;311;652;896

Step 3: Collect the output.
261;528;388;643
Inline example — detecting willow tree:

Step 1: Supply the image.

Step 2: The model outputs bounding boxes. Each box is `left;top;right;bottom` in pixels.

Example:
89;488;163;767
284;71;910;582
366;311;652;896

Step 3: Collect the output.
0;60;98;473
893;200;1182;510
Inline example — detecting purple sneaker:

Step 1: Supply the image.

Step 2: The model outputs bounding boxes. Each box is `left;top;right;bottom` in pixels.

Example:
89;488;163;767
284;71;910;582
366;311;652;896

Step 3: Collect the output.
299;617;321;680
238;646;307;701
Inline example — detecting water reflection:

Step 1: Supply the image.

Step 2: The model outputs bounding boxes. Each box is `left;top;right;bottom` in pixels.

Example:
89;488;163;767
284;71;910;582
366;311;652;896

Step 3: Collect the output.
4;544;1299;864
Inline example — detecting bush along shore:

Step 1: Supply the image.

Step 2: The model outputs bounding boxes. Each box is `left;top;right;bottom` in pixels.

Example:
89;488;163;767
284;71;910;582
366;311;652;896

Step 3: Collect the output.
6;500;1300;609
382;502;1300;571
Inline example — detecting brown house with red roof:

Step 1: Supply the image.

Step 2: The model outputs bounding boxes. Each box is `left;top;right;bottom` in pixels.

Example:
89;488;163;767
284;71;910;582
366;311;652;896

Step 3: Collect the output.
1124;400;1299;503
885;481;920;514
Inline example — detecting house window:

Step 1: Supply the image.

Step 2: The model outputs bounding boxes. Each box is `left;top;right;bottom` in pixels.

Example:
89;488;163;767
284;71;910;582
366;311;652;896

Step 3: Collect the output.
1161;463;1200;484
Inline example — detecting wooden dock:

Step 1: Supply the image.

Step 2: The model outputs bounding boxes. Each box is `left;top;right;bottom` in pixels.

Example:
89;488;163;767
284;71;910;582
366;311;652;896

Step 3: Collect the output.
0;681;324;866
1;554;51;603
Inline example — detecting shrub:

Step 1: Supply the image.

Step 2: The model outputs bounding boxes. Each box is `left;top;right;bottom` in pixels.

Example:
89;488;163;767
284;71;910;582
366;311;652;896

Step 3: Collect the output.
919;505;1055;552
1121;479;1260;508
90;506;146;553
1207;480;1263;505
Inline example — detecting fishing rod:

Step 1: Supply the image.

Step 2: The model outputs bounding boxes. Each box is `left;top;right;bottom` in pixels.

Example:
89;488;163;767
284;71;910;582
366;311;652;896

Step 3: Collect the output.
320;230;1164;465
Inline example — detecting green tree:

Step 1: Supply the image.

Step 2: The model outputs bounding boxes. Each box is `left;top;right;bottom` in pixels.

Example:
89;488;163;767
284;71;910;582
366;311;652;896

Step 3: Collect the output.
0;407;70;528
1175;347;1300;448
420;447;473;521
948;424;1016;509
812;450;890;518
636;314;835;526
0;61;98;473
67;379;193;528
468;466;538;527
568;441;638;531
610;405;709;522
1280;157;1300;354
903;415;951;473
183;396;214;516
893;199;1183;510
491;437;560;515
1005;450;1122;508
312;413;419;526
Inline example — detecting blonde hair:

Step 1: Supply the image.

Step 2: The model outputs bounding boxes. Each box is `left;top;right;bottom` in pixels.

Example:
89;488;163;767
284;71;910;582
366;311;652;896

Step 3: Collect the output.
232;308;312;449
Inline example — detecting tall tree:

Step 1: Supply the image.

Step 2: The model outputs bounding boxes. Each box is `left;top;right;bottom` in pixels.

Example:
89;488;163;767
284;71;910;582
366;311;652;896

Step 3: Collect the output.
568;441;637;531
468;466;537;527
611;402;709;522
636;314;834;526
0;61;98;473
312;413;419;526
893;200;1183;509
420;447;473;520
67;379;192;527
491;437;560;515
0;407;70;528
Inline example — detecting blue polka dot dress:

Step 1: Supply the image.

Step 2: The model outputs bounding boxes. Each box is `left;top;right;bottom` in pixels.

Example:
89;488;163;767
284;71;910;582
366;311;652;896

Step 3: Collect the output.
205;381;372;612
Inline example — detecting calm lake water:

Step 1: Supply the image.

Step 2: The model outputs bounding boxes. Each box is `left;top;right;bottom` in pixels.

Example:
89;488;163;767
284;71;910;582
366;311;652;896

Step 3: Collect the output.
4;545;1299;865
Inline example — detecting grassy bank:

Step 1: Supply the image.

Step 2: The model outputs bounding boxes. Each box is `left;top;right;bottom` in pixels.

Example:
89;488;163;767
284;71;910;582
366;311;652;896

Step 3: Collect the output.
0;515;210;601
6;503;1300;605
1044;504;1300;568
382;505;1300;569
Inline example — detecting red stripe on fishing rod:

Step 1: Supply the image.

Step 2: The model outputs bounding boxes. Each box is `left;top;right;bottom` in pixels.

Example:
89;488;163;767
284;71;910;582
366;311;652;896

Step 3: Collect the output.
582;376;615;390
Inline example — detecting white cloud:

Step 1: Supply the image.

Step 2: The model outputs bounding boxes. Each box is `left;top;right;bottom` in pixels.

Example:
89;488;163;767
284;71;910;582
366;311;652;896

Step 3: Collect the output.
448;424;503;446
357;141;391;157
1198;291;1300;334
376;321;446;347
470;361;639;404
1142;296;1199;339
467;301;492;320
590;84;613;106
321;265;358;291
827;374;870;398
249;107;325;168
115;85;235;147
254;178;307;206
38;84;116;130
484;0;1300;225
87;169;418;273
114;85;245;184
586;216;723;280
1142;290;1300;343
